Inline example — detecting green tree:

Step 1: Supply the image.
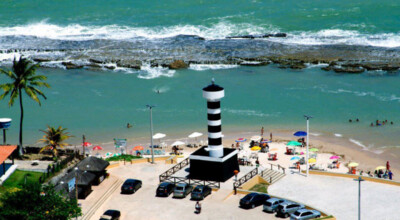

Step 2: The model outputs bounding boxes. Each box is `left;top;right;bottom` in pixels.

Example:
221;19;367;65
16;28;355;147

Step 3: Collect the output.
0;57;50;155
0;183;81;220
39;125;72;159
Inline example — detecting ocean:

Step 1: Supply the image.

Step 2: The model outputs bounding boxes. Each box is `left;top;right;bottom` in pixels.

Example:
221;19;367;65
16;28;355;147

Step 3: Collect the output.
0;0;399;154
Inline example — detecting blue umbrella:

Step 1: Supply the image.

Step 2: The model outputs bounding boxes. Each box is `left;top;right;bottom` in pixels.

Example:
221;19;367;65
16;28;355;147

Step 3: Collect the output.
294;131;307;137
290;156;301;160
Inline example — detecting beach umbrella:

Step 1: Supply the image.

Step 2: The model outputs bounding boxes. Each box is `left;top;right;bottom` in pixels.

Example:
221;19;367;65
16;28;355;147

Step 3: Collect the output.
287;141;302;146
269;148;278;151
235;138;247;142
251;136;261;141
92;146;103;151
171;141;185;146
294;131;307;137
348;162;359;167
105;152;113;157
82;142;92;147
188;132;203;138
329;155;340;160
133;145;144;151
291;156;301;161
309;148;319;152
375;166;386;170
153;133;166;139
261;139;272;143
251;146;261;151
308;158;316;163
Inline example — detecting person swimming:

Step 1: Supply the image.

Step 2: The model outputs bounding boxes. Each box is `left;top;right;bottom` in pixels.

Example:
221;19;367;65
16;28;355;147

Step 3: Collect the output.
127;123;132;128
356;118;359;122
370;123;374;127
349;119;352;123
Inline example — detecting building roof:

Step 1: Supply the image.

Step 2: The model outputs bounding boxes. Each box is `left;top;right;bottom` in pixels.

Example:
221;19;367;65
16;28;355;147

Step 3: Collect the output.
0;145;17;164
77;156;109;172
60;169;96;186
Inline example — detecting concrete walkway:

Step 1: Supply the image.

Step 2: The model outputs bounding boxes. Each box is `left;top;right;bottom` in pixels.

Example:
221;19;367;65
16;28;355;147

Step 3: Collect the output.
268;172;400;220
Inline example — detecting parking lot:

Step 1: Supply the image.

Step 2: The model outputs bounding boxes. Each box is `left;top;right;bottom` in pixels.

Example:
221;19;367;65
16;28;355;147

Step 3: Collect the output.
89;162;279;220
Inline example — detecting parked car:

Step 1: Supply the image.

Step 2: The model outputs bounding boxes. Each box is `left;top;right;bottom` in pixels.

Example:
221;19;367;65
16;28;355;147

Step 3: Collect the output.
99;210;121;220
263;198;287;213
173;183;193;198
191;185;212;200
290;209;321;220
276;202;305;218
121;179;142;194
239;193;270;209
156;182;175;197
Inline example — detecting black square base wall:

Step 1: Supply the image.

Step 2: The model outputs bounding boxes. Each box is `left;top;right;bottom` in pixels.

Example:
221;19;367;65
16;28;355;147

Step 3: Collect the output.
189;147;240;182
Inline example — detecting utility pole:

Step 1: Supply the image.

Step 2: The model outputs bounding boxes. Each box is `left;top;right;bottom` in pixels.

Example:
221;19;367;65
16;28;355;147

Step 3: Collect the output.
146;105;156;164
354;177;364;220
304;115;313;177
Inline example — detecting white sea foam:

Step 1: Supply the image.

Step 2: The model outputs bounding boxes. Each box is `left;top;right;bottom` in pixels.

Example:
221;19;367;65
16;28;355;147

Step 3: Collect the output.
309;133;321;136
349;138;369;150
189;64;239;71
225;109;280;117
137;64;175;79
1;21;399;48
315;86;400;103
152;86;170;93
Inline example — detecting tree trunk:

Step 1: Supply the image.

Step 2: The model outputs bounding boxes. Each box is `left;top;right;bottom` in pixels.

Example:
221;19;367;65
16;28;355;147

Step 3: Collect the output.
18;88;24;156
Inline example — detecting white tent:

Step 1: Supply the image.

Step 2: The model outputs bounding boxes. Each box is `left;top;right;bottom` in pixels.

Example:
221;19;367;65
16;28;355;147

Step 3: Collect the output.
188;132;203;138
171;141;185;146
153;133;166;139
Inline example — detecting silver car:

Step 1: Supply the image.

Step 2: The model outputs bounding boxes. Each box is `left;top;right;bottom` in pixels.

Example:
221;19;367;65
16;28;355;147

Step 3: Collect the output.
276;201;305;218
263;198;287;213
290;208;321;220
173;183;193;198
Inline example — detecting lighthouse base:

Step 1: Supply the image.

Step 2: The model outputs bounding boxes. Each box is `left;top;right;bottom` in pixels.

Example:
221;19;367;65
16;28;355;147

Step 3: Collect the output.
189;147;239;182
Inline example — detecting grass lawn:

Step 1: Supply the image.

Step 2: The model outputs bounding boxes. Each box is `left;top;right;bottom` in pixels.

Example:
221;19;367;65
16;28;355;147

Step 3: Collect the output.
249;183;270;194
105;154;142;162
2;170;44;189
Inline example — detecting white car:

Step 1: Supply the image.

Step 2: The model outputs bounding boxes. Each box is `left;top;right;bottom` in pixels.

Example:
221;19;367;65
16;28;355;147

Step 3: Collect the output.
290;208;321;220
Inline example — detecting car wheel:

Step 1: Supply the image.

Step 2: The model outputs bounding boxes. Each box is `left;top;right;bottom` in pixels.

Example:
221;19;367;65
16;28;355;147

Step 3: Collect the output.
133;189;136;193
284;213;288;218
316;215;321;218
251;204;255;209
201;195;204;200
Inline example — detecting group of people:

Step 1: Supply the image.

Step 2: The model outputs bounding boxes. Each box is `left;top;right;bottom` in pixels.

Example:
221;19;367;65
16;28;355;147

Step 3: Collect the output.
359;161;394;180
370;119;394;127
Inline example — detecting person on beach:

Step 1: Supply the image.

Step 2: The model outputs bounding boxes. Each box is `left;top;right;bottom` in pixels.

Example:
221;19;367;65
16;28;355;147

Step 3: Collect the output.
255;158;260;167
386;161;390;170
195;201;201;214
261;127;264;137
231;144;235;148
127;123;132;128
388;170;393;180
236;142;240;149
270;132;273;141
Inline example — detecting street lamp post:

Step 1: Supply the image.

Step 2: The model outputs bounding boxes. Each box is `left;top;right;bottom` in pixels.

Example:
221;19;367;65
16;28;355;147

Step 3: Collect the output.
146;105;156;164
74;167;79;220
354;177;364;220
304;115;313;177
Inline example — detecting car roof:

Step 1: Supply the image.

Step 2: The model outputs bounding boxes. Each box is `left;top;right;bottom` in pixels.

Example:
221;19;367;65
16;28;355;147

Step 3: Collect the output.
267;198;284;202
160;182;172;186
104;209;120;214
125;179;140;182
281;201;297;206
195;185;206;189
176;183;188;187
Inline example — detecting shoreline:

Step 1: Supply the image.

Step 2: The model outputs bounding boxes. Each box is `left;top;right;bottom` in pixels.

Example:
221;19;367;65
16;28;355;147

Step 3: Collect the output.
84;128;400;181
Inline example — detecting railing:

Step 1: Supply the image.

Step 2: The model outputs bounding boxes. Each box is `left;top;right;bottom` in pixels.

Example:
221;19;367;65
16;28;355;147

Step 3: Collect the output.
266;163;286;174
166;176;220;189
233;167;258;194
159;158;189;182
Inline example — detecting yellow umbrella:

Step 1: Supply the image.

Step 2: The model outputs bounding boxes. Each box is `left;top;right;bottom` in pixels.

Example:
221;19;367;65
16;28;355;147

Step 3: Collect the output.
308;158;316;163
269;148;278;151
251;146;261;151
348;162;359;167
375;166;386;170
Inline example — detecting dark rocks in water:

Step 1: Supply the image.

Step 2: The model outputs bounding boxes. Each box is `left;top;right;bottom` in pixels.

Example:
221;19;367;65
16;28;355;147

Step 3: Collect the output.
362;62;400;71
333;66;365;74
269;58;306;69
174;34;205;41
169;60;189;69
103;65;116;70
116;60;142;69
226;33;287;39
321;66;332;71
32;57;52;62
61;62;83;70
89;58;105;64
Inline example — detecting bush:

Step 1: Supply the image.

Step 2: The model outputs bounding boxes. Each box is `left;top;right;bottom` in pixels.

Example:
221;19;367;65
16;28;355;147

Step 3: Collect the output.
105;154;141;162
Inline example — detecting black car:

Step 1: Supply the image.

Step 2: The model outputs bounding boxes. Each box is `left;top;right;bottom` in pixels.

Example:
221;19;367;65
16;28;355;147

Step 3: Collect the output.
100;209;120;220
121;179;142;194
239;193;270;209
156;182;175;197
191;185;212;200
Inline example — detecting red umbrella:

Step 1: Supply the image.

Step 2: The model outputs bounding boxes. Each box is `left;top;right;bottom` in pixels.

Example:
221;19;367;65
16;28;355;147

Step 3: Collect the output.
133;146;144;151
82;142;92;147
93;145;103;150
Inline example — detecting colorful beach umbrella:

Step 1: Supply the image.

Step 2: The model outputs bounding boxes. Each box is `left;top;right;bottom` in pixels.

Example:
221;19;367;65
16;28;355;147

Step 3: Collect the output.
375;166;386;170
287;141;302;146
235;138;247;142
93;146;103;150
133;145;144;151
293;131;307;137
329;155;340;160
251;146;261;151
105;152;113;157
291;156;301;160
82;142;92;147
308;158;316;163
348;162;359;167
309;148;319;152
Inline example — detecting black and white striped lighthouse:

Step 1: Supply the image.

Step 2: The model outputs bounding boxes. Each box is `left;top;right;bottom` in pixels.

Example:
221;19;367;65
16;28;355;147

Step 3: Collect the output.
188;79;239;182
203;79;224;158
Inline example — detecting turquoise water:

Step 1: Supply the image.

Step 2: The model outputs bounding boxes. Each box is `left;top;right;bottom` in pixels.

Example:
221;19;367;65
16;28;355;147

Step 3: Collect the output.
1;66;399;150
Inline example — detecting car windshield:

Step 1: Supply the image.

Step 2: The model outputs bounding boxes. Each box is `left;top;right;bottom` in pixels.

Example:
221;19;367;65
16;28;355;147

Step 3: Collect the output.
175;186;184;191
158;186;165;190
243;194;255;201
264;201;272;206
293;211;301;216
193;188;202;192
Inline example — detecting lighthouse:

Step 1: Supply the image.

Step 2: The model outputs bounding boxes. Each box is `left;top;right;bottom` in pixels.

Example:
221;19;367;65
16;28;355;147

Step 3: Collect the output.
189;79;239;182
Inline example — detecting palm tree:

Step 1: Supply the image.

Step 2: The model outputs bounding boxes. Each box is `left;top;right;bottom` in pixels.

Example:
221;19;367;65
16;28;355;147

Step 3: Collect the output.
39;125;72;158
0;57;50;155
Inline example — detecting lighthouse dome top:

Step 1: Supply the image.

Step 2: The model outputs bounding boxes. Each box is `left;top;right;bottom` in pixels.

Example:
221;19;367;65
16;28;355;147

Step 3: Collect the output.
202;79;224;92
